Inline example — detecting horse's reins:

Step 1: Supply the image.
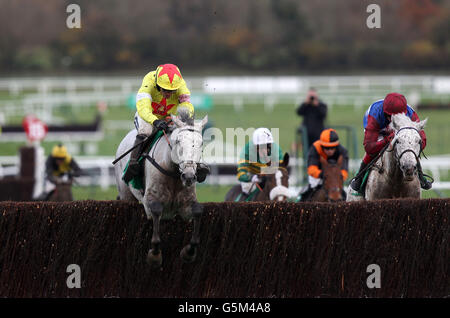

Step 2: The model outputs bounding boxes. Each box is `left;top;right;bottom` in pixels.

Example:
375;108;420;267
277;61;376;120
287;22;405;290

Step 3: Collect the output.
353;141;390;181
144;131;180;179
162;130;172;149
254;182;263;192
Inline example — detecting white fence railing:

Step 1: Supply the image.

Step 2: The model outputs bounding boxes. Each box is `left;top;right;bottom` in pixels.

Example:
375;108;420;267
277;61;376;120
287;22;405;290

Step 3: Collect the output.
1;155;449;193
1;75;449;94
1;75;449;126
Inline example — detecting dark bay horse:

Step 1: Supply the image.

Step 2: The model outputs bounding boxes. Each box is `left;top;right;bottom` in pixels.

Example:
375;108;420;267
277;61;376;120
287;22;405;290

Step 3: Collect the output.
309;155;345;202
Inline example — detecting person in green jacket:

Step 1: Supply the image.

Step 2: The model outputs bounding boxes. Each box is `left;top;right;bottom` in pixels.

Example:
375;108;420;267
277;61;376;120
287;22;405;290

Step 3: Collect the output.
236;128;283;200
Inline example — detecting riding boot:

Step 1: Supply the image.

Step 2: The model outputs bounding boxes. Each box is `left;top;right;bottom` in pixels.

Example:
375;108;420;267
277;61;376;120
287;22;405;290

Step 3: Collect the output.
239;192;249;202
300;185;313;201
123;134;147;183
350;161;368;194
196;162;210;183
35;191;49;201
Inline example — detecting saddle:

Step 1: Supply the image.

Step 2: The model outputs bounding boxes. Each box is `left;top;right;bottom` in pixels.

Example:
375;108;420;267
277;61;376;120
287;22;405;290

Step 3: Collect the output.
123;130;164;190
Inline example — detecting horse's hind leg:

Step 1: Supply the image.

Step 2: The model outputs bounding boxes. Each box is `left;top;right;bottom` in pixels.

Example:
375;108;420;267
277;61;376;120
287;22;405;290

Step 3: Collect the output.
144;201;163;268
180;202;203;263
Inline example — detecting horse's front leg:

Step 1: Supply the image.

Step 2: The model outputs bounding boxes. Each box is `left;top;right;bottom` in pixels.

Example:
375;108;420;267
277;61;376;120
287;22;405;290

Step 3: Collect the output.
180;202;203;263
143;200;164;268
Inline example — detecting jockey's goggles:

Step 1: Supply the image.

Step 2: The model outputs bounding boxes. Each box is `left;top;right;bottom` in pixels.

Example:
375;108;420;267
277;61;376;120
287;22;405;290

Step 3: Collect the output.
157;84;176;93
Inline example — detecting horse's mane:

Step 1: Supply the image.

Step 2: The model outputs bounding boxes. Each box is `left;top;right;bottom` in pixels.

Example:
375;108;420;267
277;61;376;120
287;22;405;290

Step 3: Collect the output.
177;107;194;126
390;113;415;130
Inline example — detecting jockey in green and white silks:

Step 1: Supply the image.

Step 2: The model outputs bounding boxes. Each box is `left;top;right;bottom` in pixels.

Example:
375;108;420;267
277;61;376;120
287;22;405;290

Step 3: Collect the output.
237;128;283;199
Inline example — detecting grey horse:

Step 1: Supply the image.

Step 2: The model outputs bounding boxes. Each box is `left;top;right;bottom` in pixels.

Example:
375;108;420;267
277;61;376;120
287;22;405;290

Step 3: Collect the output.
347;113;427;201
115;110;208;267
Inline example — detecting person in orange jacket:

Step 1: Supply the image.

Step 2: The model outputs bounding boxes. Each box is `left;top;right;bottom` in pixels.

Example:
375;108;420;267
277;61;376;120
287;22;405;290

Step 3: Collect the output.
300;128;349;200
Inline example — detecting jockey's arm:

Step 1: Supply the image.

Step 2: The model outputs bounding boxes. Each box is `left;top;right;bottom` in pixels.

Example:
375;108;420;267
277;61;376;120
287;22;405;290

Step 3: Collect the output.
307;164;322;179
69;159;82;178
410;111;427;150
340;146;350;180
237;161;253;182
177;83;194;118
136;73;158;124
363;128;391;156
306;146;322;178
45;156;57;184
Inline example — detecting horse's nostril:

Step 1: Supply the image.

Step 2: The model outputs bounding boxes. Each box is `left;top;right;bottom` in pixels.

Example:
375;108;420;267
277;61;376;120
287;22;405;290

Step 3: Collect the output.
404;167;415;176
181;172;196;182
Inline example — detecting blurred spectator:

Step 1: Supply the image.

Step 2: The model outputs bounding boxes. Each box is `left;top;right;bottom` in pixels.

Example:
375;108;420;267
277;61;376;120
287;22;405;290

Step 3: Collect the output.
296;88;328;150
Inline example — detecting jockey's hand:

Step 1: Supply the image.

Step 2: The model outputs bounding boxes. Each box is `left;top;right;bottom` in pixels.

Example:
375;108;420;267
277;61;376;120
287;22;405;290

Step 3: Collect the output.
380;127;394;136
153;119;169;132
384;131;395;144
251;175;261;184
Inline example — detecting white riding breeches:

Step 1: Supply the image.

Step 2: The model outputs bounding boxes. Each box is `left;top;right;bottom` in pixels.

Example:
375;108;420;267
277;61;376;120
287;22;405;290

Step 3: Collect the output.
44;180;56;193
134;112;154;136
241;181;255;194
308;175;323;188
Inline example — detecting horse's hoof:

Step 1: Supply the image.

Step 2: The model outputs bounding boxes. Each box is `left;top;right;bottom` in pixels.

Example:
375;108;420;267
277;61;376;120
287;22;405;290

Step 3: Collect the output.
180;245;197;263
147;249;162;268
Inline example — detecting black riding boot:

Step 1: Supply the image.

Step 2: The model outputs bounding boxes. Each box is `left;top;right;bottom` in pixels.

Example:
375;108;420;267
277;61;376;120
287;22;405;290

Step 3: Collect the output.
300;185;313;201
350;161;368;194
239;192;249;202
123;134;147;183
196;162;211;183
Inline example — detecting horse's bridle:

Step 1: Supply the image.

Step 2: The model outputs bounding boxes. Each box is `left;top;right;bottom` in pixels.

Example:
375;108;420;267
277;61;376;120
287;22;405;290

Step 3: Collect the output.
148;126;203;178
390;126;423;162
173;126;204;171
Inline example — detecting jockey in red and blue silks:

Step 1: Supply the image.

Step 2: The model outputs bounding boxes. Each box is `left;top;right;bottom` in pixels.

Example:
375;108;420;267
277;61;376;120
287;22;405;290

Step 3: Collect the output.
350;92;431;193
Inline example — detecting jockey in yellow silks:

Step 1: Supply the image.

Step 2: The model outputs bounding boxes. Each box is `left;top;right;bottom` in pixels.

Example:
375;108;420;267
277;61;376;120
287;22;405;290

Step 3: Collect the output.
123;63;209;183
36;144;82;200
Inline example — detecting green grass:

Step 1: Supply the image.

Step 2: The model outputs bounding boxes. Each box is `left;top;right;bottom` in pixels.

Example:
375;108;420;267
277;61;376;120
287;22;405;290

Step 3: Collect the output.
198;103;450;158
72;184;448;201
2;100;450;157
72;184;234;202
2;97;450;200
